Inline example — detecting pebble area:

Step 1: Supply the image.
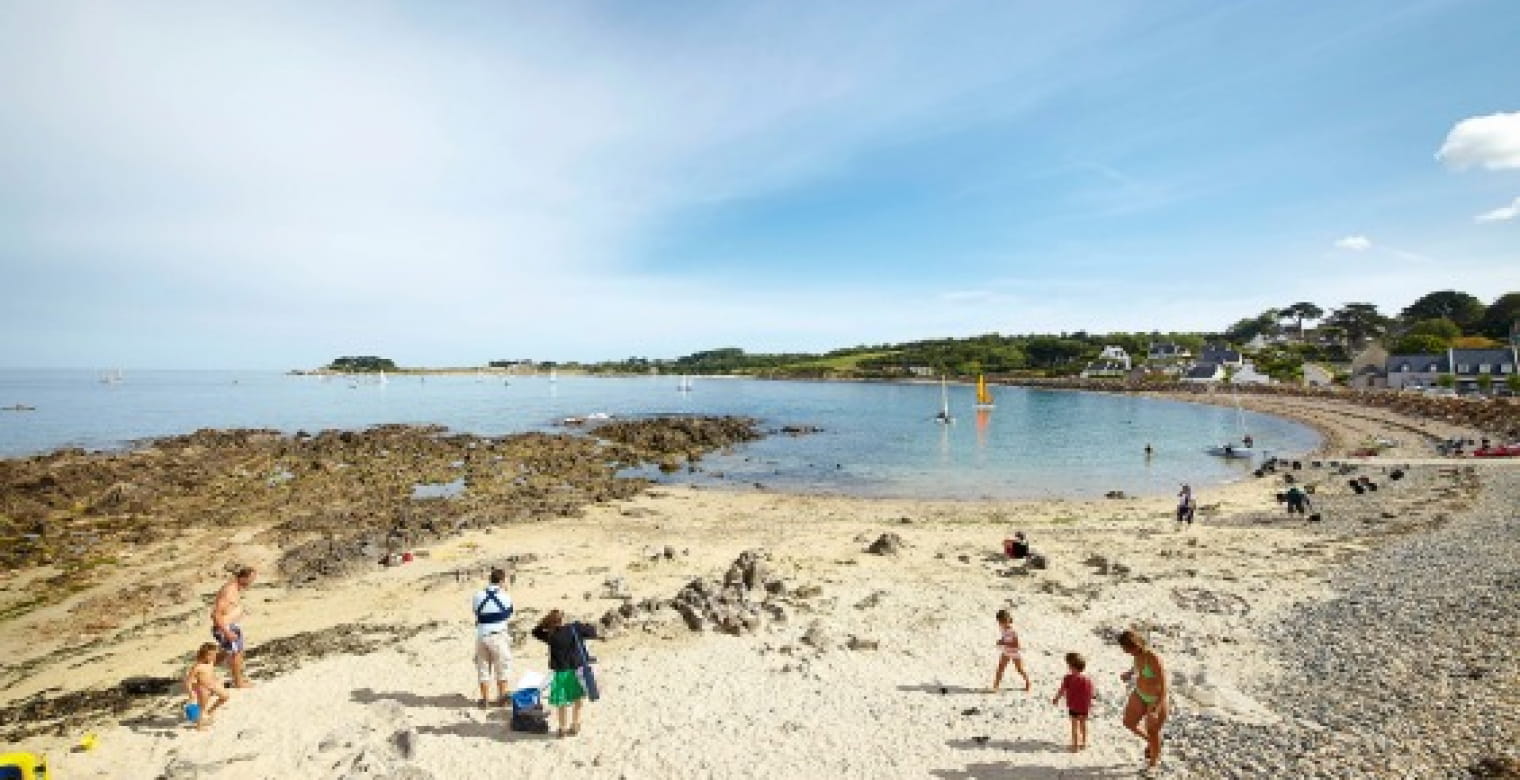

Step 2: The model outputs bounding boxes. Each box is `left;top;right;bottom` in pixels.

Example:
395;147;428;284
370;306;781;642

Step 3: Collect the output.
1172;465;1520;778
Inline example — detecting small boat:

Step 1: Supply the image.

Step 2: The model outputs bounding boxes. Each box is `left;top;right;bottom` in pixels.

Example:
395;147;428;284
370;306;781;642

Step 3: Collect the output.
677;375;694;392
935;376;954;424
2;404;37;412
99;369;124;384
1205;444;1254;459
974;374;995;409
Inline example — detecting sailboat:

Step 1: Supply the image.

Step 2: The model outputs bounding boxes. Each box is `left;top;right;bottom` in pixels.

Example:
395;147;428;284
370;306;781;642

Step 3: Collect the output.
378;370;389;386
548;368;558;383
99;369;124;385
934;376;954;424
974;374;995;409
677;375;694;392
1205;385;1255;458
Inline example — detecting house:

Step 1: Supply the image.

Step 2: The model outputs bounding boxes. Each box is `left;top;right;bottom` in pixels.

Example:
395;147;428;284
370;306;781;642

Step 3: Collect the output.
1301;364;1335;387
1080;345;1133;378
1080;360;1130;379
1383;353;1449;390
1348;346;1389;389
1449;347;1519;393
1180;363;1224;383
1199;346;1244;368
1232;362;1275;385
1147;343;1192;363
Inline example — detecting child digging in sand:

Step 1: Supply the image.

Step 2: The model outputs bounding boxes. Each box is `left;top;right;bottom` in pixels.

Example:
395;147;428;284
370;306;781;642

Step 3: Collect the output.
991;609;1031;692
1052;652;1095;752
183;642;230;730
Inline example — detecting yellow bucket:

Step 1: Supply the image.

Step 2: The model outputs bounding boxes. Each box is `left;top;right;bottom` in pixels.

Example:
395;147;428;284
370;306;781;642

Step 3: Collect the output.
0;752;48;780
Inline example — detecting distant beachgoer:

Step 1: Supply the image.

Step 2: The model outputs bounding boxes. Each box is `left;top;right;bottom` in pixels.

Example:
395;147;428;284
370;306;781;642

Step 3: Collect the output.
532;609;599;738
183;642;230;730
1004;532;1030;560
1118;629;1168;772
1052;652;1095;752
1144;443;1154;457
1175;485;1195;524
211;567;256;688
472;567;515;708
991;609;1031;692
1284;485;1311;517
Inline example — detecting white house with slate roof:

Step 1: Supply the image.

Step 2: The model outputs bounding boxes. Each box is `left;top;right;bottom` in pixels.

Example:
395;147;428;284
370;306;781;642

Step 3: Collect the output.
1449;347;1518;393
1081;346;1133;378
1384;353;1448;390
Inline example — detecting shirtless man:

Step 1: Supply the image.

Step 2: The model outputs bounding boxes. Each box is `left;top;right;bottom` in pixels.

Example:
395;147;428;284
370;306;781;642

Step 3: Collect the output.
211;566;256;688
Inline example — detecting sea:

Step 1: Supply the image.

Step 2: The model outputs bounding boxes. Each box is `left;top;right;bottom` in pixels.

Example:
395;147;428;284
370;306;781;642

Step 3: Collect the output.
0;370;1320;500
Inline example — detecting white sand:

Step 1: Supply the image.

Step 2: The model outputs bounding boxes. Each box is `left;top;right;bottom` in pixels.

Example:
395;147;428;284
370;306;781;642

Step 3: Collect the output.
4;394;1509;779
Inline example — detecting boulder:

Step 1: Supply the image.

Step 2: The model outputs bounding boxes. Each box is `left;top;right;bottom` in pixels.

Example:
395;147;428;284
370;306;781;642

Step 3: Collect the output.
866;533;905;555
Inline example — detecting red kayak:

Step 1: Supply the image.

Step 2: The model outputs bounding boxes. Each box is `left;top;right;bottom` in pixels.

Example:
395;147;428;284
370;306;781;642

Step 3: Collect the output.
1472;446;1520;457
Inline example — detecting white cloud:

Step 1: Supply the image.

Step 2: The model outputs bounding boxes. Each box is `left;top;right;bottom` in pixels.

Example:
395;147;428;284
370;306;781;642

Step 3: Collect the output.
1436;111;1520;170
1334;235;1372;251
1474;196;1520;223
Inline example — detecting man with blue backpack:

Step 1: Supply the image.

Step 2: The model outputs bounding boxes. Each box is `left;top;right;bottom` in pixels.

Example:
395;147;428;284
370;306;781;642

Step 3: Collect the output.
472;567;515;708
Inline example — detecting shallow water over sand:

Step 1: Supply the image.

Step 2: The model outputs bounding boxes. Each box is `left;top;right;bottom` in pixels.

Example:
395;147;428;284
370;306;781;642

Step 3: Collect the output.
0;370;1318;498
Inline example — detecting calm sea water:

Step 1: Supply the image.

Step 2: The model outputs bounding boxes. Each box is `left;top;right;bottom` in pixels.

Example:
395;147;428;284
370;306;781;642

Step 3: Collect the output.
0;370;1318;499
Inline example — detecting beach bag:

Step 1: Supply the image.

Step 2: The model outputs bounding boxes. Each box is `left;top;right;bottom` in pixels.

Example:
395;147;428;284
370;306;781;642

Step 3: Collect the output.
509;687;549;733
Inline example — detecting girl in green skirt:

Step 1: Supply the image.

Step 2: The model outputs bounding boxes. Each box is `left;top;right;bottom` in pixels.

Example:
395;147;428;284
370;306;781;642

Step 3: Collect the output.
532;609;599;737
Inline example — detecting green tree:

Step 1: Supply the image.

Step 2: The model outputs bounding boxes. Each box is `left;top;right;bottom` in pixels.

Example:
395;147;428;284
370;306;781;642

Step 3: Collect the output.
1281;301;1324;338
1476;374;1493;393
1507;374;1520;393
1436;374;1456;389
1401;290;1485;331
1323;303;1390;346
1406;317;1461;342
1478;292;1520;340
1391;334;1449;354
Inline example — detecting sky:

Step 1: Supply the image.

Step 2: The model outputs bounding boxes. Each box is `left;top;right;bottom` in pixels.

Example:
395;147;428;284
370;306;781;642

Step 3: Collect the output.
1;0;1517;369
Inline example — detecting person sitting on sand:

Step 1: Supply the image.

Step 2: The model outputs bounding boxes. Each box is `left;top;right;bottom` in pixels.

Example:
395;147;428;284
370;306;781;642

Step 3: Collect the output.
532;609;599;738
991;609;1031;692
1118;629;1168;772
211;566;256;688
1004;532;1030;560
1052;652;1094;752
1284;485;1312;517
183;642;230;730
472;567;515;708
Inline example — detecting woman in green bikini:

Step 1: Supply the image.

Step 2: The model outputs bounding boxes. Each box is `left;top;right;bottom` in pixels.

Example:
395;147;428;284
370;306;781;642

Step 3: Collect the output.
1118;629;1167;772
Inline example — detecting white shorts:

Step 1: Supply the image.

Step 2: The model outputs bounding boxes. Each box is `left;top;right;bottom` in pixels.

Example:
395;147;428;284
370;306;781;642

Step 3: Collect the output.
474;632;512;683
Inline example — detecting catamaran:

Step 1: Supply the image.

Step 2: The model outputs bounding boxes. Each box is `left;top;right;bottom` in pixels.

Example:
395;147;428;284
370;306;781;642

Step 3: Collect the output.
974;374;995;409
677;375;694;392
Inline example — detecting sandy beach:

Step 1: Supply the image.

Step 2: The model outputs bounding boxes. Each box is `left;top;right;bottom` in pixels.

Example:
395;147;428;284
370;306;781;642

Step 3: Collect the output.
2;394;1517;779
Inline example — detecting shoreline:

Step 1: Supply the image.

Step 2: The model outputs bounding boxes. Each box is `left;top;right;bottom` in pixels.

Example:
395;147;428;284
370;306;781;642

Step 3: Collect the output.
2;395;1516;778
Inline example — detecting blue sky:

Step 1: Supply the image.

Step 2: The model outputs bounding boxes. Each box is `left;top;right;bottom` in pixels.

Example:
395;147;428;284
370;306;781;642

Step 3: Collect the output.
1;0;1516;369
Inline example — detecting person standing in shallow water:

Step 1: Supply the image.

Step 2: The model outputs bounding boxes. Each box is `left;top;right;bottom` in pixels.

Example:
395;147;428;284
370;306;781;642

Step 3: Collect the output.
1118;629;1168;772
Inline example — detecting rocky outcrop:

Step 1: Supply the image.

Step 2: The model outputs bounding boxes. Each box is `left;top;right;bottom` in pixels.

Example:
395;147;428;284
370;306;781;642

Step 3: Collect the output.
0;417;766;591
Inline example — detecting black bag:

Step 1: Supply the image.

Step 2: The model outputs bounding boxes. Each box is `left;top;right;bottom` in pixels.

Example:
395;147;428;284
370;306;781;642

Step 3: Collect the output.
509;687;550;733
510;705;550;733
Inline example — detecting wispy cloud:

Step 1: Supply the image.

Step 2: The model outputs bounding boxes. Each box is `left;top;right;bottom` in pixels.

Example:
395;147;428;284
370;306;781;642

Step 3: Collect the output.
1334;235;1372;251
1436;111;1520;171
1474;196;1520;223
